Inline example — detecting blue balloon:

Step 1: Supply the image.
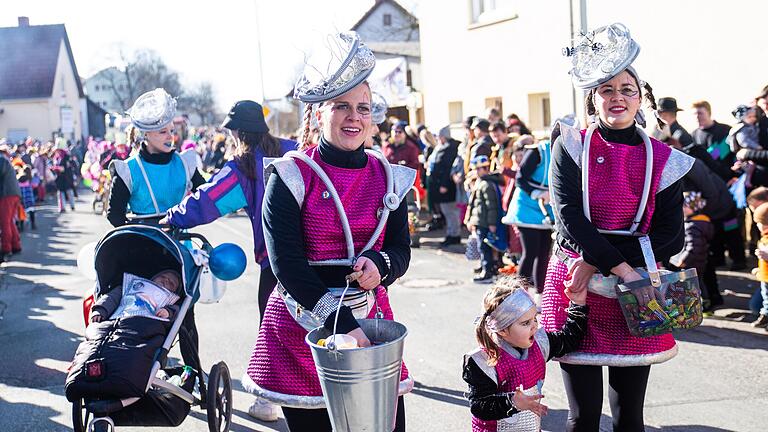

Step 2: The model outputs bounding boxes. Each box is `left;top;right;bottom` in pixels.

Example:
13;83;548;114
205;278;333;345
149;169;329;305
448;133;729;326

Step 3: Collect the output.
209;243;247;281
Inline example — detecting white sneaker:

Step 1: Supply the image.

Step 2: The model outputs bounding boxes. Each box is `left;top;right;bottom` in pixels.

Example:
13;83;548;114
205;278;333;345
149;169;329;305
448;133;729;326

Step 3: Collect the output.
248;397;279;422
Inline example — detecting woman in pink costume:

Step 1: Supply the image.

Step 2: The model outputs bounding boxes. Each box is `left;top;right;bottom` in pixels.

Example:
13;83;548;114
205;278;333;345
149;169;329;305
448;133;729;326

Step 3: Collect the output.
242;32;415;431
540;24;694;431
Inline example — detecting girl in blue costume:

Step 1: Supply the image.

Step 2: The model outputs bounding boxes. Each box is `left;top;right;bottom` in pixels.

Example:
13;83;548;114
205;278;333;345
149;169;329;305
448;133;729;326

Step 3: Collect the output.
162;100;296;421
106;88;206;227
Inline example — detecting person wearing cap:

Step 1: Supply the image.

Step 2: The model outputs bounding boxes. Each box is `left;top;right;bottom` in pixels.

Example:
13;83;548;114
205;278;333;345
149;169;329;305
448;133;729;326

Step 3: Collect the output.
106;88;206;227
653;97;693;148
383;120;420;170
465;155;505;283
470;117;494;162
242;32;414;430
162;100;295;352
541;24;695;430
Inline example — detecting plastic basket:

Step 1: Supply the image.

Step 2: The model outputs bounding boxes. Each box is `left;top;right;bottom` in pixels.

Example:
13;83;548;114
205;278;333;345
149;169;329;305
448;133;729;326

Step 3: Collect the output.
615;268;703;337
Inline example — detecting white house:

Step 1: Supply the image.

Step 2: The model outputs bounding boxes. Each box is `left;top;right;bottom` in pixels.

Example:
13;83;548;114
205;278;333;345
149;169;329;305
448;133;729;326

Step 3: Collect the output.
418;0;768;137
83;67;131;114
352;0;424;124
0;17;99;143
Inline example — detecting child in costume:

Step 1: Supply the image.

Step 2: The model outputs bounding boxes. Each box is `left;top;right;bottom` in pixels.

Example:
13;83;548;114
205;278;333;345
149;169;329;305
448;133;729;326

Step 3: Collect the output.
463;276;588;431
465;155;506;283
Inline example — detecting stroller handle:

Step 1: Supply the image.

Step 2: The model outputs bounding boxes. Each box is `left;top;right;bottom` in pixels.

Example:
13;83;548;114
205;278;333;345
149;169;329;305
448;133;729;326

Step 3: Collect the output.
174;231;212;250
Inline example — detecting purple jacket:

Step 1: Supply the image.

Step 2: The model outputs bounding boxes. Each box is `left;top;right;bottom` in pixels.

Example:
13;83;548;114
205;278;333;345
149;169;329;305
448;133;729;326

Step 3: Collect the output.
166;139;296;267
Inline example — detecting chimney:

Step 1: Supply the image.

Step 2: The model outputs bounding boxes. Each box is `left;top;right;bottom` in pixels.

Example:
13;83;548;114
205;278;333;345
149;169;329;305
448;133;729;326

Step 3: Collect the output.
18;17;29;27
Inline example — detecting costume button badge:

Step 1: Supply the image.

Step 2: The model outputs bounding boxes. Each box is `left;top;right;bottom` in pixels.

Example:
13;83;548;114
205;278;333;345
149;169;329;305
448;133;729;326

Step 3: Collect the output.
322;190;330;199
596;156;605;164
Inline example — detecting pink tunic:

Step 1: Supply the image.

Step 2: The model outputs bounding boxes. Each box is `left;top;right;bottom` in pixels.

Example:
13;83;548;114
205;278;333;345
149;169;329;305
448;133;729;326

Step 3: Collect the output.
247;147;409;401
472;342;546;432
541;129;678;366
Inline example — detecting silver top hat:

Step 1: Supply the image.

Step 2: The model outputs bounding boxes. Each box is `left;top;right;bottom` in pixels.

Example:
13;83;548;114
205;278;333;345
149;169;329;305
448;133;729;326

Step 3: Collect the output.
126;88;177;132
293;32;376;104
371;92;388;124
564;23;640;89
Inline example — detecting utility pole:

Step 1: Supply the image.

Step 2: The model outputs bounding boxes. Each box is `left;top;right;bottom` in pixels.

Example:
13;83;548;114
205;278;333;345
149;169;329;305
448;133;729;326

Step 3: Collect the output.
254;0;267;104
569;0;588;123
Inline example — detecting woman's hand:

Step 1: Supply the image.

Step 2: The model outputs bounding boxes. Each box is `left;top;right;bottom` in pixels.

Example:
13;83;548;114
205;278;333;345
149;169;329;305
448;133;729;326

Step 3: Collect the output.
564;259;596;294
90;313;103;323
156;308;170;319
619;270;663;305
512;386;548;417
347;327;372;348
351;257;381;291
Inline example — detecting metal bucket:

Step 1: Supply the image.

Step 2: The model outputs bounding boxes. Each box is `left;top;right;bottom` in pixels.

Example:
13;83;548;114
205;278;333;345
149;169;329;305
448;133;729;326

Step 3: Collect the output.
306;318;407;432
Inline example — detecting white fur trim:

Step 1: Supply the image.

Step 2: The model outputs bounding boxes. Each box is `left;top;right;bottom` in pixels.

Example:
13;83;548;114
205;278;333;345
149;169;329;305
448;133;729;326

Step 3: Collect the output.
555;344;678;367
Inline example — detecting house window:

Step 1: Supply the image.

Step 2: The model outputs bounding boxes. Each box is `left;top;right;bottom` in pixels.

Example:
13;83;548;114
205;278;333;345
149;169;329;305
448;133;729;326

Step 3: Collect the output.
527;92;551;132
94;85;100;92
448;101;464;124
470;0;517;26
383;14;392;26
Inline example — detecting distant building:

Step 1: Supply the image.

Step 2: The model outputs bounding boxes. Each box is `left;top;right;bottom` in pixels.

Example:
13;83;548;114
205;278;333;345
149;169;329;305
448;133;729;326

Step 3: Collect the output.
0;17;104;143
352;0;423;125
83;67;131;113
418;0;768;137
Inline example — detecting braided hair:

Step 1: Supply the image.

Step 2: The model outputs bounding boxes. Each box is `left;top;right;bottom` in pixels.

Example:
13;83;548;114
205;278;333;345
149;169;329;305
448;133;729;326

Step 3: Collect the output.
299;104;314;150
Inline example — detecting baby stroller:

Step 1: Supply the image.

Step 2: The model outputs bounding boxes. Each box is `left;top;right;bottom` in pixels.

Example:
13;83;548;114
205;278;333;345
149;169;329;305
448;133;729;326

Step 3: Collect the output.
67;225;233;432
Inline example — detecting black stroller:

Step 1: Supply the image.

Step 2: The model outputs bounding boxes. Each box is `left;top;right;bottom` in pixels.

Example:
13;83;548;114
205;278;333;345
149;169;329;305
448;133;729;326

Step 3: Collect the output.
66;225;232;432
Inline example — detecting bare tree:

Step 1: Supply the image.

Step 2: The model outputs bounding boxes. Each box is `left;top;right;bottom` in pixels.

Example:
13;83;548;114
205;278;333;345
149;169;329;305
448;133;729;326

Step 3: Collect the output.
99;48;185;111
181;82;217;125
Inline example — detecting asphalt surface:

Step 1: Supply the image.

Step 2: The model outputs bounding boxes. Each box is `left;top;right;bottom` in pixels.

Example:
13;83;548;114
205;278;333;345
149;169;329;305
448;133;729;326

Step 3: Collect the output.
0;191;766;431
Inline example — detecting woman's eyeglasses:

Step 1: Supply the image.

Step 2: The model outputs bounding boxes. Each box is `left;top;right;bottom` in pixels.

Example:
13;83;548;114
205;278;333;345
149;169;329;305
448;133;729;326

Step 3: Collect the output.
598;87;639;98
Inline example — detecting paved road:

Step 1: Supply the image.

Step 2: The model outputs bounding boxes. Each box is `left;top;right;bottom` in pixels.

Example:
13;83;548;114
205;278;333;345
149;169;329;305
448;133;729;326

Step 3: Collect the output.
1;192;767;431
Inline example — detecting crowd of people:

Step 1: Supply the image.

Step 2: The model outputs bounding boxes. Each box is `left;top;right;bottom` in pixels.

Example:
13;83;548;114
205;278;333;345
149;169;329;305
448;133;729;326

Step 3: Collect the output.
6;24;767;432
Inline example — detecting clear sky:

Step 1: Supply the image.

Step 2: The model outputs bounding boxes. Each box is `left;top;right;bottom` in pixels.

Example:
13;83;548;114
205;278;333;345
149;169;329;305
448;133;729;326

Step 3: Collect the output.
1;0;418;111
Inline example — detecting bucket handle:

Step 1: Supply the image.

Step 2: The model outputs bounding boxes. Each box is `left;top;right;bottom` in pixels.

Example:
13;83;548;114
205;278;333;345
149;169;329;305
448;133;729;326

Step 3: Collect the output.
328;270;383;352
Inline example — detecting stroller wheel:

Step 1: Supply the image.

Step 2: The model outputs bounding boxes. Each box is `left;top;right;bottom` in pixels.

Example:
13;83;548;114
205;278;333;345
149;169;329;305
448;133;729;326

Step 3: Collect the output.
72;398;91;432
206;362;233;432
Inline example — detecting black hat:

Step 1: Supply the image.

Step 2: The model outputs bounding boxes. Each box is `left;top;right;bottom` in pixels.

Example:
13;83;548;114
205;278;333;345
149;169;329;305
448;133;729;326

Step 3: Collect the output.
657;97;682;113
221;100;269;133
471;117;490;132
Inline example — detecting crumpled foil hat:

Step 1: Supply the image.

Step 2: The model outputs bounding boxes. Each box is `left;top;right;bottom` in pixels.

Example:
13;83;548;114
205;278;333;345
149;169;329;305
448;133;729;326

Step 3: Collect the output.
293;31;376;104
564;23;640;89
127;88;177;132
371;92;388;124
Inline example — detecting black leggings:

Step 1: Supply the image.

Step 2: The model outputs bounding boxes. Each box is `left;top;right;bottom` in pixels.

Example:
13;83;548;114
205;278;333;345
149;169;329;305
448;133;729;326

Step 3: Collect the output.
517;227;552;293
258;266;278;324
560;363;650;432
282;396;406;432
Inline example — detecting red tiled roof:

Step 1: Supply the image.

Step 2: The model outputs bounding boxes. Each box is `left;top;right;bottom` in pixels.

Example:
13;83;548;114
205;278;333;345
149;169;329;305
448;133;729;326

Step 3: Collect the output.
0;23;84;100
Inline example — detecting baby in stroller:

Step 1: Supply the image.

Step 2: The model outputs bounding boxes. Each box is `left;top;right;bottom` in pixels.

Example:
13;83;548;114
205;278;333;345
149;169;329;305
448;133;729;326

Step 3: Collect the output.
90;270;182;323
67;225;234;432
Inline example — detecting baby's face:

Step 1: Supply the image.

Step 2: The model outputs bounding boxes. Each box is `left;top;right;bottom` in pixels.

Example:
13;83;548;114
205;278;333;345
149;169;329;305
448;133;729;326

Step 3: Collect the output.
152;272;180;292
